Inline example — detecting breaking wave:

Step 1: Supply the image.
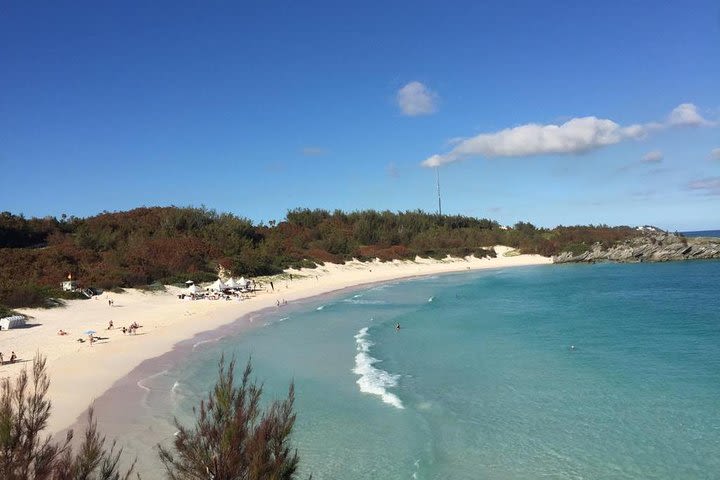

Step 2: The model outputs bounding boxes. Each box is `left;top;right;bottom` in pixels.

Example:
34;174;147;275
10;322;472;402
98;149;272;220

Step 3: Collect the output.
352;327;404;409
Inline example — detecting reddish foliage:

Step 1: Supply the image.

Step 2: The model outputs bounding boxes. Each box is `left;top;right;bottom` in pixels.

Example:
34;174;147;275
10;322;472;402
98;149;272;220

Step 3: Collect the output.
0;207;646;308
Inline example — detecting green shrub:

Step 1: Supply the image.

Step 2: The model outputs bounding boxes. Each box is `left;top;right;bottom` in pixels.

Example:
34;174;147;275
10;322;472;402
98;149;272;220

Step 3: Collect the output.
137;282;166;292
158;357;305;479
0;283;52;309
476;247;496;258
0;304;17;317
52;289;89;301
288;259;318;270
0;354;137;479
159;271;217;286
561;242;591;256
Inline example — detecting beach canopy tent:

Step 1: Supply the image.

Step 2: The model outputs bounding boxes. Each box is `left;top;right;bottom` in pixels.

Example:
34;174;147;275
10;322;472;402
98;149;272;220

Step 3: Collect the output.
225;278;239;289
187;284;201;294
209;279;226;291
0;315;26;330
238;277;247;288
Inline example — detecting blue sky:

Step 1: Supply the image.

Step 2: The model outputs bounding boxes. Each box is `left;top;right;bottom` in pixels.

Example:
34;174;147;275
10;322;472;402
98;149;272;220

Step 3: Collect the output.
1;1;719;230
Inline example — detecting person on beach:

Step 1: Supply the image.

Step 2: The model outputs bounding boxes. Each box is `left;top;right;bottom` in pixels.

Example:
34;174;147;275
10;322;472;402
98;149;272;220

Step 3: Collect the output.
10;351;17;363
122;326;127;334
270;281;274;291
57;329;68;335
276;299;280;307
0;352;4;364
107;320;113;330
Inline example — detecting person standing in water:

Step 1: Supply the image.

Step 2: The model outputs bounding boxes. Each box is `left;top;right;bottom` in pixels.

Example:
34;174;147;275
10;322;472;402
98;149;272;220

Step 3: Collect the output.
395;323;401;331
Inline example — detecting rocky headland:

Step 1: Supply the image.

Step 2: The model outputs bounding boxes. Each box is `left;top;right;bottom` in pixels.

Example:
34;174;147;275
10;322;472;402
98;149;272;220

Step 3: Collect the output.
552;232;720;264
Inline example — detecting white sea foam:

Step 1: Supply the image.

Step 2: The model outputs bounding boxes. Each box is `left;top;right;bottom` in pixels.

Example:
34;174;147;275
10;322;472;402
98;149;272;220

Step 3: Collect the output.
428;296;434;302
192;336;224;351
136;369;170;408
136;369;169;393
352;327;404;409
352;293;364;298
344;299;386;305
316;305;325;311
278;316;289;322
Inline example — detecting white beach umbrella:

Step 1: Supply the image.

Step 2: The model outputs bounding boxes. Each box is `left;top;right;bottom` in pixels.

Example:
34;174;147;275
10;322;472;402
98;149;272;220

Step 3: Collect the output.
225;278;239;288
209;279;226;291
187;284;201;294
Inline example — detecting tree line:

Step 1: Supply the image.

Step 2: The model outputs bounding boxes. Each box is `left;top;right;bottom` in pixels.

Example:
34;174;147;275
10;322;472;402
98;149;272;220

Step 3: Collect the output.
0;207;640;309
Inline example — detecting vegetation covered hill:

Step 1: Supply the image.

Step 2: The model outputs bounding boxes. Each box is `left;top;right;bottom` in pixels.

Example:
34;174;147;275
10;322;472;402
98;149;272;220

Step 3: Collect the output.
0;207;640;308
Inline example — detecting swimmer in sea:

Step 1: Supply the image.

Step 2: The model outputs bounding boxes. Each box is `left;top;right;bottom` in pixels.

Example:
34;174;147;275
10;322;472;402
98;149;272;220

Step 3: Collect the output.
395;323;401;331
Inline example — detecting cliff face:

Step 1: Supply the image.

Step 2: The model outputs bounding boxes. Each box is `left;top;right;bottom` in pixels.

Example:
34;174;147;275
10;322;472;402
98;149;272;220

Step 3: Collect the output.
552;233;720;264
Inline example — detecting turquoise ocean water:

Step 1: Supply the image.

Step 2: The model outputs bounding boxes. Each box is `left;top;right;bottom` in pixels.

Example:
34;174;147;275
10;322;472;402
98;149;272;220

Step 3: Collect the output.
125;261;720;479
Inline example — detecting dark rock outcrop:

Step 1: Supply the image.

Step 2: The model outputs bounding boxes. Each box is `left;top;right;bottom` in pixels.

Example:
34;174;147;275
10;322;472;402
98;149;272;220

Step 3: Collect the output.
552;233;720;264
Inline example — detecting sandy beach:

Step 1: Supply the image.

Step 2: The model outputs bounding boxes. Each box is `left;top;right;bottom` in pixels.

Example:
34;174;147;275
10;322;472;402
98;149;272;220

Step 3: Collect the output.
0;247;550;434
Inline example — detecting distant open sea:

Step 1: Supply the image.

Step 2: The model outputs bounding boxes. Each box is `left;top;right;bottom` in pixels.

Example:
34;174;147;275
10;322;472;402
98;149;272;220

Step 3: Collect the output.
682;229;720;238
113;261;720;479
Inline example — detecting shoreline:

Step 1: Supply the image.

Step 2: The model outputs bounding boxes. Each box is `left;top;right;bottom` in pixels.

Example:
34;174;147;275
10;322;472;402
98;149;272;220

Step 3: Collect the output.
60;283;368;467
1;248;551;435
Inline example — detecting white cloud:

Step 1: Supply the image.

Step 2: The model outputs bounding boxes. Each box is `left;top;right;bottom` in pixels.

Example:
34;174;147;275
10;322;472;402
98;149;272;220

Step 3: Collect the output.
397;81;438;116
446;136;466;146
687;177;720;195
711;148;720;161
667;103;709;126
422;117;644;167
641;150;663;163
422;103;715;168
301;146;327;156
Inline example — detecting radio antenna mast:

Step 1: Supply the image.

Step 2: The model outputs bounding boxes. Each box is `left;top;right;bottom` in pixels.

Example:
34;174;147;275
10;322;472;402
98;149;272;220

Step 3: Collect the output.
436;167;442;216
